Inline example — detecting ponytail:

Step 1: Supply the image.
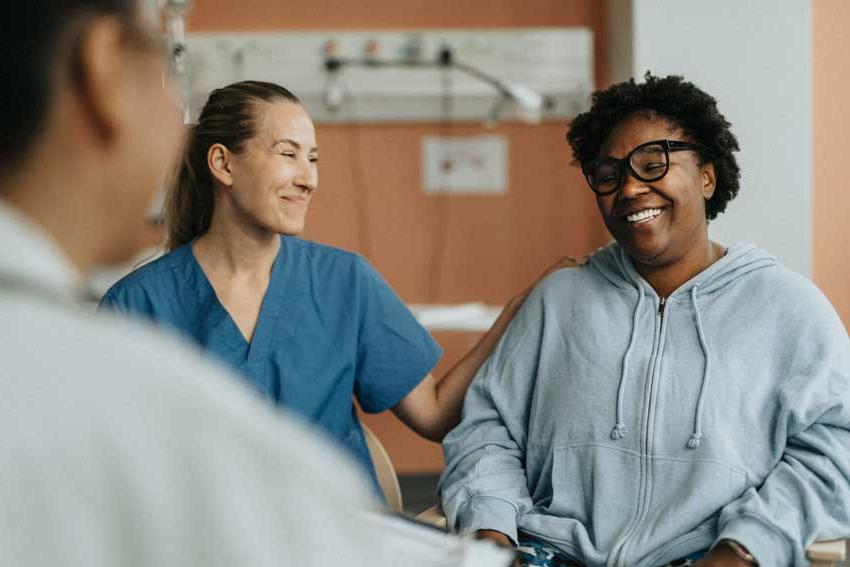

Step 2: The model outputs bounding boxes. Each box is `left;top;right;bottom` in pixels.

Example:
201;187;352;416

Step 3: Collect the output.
164;124;214;250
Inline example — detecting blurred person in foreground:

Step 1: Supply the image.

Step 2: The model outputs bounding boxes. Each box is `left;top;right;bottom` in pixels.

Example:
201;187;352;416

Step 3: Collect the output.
0;1;511;566
438;74;850;566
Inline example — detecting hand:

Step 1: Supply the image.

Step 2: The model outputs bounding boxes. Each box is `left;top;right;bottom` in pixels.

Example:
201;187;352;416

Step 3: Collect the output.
475;530;520;567
507;254;589;309
475;529;514;549
532;255;589;289
543;255;589;274
693;544;755;567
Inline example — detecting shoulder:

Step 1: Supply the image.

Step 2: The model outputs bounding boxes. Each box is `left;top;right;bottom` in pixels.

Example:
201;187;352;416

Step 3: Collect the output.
501;264;596;339
0;295;378;508
9;298;303;440
102;245;192;300
726;251;846;338
31;301;229;394
2;296;224;425
286;237;388;287
736;254;833;309
284;236;363;273
541;262;598;287
749;260;820;296
534;262;601;306
285;236;356;261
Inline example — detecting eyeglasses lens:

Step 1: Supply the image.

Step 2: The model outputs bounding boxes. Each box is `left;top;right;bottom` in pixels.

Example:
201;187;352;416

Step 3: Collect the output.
587;159;621;194
630;144;668;182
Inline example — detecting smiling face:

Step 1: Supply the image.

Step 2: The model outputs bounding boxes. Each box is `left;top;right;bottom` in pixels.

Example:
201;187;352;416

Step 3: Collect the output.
594;113;716;271
212;101;318;236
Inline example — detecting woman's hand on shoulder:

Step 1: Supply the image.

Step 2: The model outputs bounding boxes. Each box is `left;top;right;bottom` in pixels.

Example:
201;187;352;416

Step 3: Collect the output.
391;253;589;444
546;255;588;273
507;254;588;309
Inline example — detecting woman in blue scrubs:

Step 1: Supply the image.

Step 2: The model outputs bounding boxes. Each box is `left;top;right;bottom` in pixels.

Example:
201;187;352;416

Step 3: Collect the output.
100;80;574;488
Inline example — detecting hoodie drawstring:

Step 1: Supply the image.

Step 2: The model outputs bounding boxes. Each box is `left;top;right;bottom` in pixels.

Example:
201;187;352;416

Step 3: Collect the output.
611;286;712;449
687;285;711;449
611;289;644;441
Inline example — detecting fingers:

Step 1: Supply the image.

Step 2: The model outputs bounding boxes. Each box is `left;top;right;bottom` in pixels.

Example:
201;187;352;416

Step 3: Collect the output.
555;255;589;268
541;255;588;278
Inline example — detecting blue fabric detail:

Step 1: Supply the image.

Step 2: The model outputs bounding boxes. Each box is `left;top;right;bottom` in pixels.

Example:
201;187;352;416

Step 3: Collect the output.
516;533;705;567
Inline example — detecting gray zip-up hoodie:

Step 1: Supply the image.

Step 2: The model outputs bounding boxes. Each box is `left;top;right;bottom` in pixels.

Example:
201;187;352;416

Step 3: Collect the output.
439;242;850;566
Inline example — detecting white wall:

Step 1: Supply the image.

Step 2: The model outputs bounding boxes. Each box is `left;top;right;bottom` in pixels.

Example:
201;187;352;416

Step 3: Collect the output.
610;0;812;276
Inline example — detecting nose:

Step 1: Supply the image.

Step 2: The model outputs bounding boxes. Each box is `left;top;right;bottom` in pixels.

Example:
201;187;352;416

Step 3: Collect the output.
294;157;317;193
616;168;650;200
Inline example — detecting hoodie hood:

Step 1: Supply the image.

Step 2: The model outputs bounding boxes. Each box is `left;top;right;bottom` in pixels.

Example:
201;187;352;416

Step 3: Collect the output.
589;241;779;301
589;241;779;448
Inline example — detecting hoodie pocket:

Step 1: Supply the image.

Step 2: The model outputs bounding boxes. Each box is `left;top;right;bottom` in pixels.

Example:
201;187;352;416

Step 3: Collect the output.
625;456;747;558
545;444;643;551
541;445;747;558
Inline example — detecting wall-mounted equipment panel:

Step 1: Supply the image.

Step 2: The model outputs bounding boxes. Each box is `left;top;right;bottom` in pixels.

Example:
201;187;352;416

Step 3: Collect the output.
186;28;593;124
422;135;508;194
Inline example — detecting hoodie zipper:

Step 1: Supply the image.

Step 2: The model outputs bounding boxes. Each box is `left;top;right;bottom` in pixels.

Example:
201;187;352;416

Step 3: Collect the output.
610;296;668;567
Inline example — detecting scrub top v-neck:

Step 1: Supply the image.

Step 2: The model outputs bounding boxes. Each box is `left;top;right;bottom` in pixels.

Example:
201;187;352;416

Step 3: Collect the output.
99;236;442;488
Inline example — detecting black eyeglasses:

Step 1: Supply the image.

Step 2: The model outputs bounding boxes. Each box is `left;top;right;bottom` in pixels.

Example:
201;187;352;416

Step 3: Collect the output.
582;139;706;196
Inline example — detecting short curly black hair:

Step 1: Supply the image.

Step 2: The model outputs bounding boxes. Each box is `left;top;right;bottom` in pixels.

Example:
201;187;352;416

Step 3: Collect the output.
566;73;741;220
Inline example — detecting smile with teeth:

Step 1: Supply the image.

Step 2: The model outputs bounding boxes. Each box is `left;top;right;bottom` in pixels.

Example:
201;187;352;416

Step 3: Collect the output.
625;208;663;224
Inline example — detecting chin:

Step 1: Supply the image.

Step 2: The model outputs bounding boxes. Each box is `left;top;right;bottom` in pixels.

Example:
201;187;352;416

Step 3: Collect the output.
614;228;665;258
272;220;305;236
619;239;668;266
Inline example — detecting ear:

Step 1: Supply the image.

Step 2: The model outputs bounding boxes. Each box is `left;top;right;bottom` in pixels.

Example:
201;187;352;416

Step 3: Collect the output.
208;143;234;187
72;17;128;145
701;162;717;200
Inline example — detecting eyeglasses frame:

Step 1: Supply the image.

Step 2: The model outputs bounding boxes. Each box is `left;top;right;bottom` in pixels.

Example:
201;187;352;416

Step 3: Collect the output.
582;139;707;196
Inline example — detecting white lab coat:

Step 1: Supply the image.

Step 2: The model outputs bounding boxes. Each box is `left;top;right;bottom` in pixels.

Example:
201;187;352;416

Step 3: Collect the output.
0;200;404;566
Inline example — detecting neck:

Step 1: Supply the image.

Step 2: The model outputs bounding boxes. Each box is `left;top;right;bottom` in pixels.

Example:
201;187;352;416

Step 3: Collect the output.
194;206;280;276
634;238;724;298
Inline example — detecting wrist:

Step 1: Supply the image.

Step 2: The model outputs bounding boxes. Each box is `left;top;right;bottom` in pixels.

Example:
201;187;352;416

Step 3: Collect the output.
475;529;514;548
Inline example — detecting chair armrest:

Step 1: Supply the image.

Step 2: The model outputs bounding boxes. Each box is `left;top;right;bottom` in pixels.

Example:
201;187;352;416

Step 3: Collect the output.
415;504;447;530
807;539;846;567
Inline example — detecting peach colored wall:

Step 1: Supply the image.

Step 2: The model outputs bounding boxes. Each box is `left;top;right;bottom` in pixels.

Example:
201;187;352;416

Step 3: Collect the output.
188;1;610;473
813;0;850;330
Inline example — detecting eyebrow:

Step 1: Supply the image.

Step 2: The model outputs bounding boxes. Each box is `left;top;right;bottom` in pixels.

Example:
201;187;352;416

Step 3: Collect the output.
272;138;319;153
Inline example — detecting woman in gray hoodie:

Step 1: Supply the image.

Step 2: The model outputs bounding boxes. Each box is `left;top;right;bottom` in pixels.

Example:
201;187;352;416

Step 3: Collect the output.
438;73;850;567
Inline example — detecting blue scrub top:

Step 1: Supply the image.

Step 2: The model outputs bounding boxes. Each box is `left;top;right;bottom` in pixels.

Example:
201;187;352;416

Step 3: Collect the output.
99;236;442;490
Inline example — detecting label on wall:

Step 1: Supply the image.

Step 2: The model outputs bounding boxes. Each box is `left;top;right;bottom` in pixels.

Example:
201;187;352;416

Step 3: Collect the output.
422;135;507;194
